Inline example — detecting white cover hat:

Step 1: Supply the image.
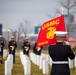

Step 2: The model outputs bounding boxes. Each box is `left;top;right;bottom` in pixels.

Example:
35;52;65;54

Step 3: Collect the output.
54;31;67;36
0;35;2;38
11;36;14;38
25;37;28;39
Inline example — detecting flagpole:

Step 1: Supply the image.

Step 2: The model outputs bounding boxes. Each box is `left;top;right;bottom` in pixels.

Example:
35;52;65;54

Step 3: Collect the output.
60;7;64;15
60;7;68;40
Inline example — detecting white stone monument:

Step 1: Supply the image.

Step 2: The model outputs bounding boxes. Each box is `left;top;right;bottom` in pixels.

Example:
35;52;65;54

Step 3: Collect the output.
24;59;31;75
69;58;74;68
43;60;48;74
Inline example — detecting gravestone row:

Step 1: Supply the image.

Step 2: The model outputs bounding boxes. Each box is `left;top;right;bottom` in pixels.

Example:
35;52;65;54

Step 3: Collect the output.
29;53;76;74
4;50;76;75
20;51;31;75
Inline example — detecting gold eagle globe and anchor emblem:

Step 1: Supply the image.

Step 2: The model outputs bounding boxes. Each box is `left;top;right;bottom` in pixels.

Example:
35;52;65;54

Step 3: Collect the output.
46;27;56;39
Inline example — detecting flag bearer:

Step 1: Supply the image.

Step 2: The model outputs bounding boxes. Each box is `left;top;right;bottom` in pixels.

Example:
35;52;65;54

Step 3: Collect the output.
48;31;75;75
22;37;31;56
8;36;17;64
33;42;43;55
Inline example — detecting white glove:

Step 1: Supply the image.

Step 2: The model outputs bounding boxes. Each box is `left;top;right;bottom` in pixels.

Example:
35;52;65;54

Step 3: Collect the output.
64;41;70;45
37;47;41;51
0;45;2;47
10;46;15;50
24;47;29;51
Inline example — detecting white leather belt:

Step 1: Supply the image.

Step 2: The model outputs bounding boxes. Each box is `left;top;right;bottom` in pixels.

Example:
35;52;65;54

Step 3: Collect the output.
52;61;68;64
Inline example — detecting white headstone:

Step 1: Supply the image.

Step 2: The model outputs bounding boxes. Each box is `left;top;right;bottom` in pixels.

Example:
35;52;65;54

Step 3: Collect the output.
50;57;52;66
37;55;40;66
39;56;45;69
45;55;50;64
75;56;76;72
43;60;48;74
5;61;8;75
24;60;31;75
34;54;37;65
32;53;35;64
69;58;74;68
75;56;76;67
3;50;8;58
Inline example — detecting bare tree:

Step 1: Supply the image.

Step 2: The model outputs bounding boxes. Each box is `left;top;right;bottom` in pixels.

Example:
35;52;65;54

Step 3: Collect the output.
47;0;76;38
19;19;33;37
59;0;76;14
58;0;76;37
17;27;22;49
20;23;26;37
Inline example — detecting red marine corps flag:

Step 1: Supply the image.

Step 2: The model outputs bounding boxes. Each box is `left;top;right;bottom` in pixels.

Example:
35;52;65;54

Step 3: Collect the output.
36;15;66;47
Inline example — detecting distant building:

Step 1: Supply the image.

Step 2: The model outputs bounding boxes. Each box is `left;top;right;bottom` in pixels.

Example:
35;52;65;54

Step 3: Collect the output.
34;25;41;34
64;14;74;24
0;24;2;35
27;34;38;43
20;33;38;43
64;14;76;37
12;31;19;42
2;29;12;41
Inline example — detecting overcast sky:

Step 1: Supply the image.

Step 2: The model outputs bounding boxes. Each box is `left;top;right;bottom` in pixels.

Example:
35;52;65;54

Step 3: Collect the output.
0;0;67;33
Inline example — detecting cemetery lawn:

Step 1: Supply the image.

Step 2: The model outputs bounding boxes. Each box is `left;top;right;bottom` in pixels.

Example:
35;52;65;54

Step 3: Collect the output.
12;56;24;75
0;56;7;75
0;50;76;75
0;64;4;75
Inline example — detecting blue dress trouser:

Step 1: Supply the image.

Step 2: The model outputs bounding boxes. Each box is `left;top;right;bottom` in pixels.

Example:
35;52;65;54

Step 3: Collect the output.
12;53;15;64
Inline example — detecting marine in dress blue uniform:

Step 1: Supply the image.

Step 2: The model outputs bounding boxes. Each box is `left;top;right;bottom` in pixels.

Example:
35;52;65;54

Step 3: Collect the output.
0;35;4;64
22;37;31;56
8;36;17;64
48;31;75;75
33;42;43;55
36;47;43;55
